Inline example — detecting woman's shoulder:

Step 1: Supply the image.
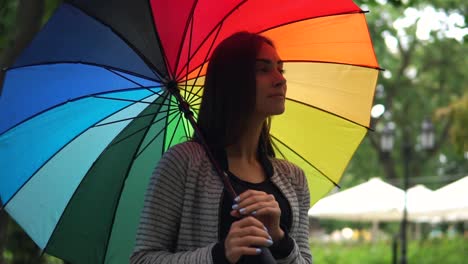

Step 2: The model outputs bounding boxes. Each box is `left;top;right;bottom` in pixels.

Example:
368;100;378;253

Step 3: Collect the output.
270;158;307;187
163;140;206;161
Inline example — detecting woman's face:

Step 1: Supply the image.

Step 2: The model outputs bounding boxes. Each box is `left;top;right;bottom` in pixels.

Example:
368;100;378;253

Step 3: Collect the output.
254;42;287;118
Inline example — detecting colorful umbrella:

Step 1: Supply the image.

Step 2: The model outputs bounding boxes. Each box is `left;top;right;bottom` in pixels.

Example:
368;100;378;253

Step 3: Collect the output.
0;0;379;263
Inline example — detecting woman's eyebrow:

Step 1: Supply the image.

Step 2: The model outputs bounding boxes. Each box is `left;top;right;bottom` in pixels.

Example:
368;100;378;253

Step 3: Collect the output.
256;58;284;66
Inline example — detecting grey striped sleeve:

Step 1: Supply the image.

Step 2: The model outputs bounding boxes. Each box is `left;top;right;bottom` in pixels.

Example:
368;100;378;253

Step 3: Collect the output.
130;145;215;264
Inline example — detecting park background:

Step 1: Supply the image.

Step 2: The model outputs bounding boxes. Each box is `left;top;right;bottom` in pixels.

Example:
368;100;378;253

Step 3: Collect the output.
0;0;466;263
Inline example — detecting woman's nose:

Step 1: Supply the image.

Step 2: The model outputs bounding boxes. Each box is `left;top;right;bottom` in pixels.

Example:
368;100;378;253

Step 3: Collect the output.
274;72;286;88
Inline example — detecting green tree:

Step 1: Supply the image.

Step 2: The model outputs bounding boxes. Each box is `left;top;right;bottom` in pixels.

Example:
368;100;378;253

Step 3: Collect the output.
344;0;467;189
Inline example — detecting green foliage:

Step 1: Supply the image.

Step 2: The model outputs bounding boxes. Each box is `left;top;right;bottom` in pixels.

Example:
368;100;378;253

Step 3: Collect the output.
344;0;468;188
0;0;19;52
0;0;61;53
311;237;467;264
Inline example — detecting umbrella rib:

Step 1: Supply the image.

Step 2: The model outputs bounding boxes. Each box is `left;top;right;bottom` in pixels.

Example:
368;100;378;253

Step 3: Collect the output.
93;94;172;107
65;2;165;80
182;89;202;105
187;93;202;105
270;134;340;189
93;108;175;127
105;68;162;94
6;61;162;82
145;0;173;80
177;10;381;79
282;59;383;71
135;108;182;159
183;115;192;140
100;90;171;260
173;0;199;79
257;10;366;35
285;98;373;130
184;7;196;101
0;85;165;137
166;111;184;149
110;107;180;148
175;0;248;79
185;22;224;104
0;90;161;211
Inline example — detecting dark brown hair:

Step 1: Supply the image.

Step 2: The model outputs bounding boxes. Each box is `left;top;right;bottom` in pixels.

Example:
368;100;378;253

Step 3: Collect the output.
195;31;276;157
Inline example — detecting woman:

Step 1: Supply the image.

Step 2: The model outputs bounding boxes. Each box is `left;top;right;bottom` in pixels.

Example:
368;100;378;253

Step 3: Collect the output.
130;32;312;264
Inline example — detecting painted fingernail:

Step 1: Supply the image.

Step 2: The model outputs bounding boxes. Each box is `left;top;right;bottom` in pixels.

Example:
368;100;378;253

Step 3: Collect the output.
266;239;273;246
239;208;246;214
251;210;257;215
232;204;239;210
234;196;241;202
264;226;268;232
268;235;272;240
256;248;262;254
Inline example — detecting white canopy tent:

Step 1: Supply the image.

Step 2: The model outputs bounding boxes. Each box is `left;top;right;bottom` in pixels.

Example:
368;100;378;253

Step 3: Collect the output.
308;176;468;223
308;178;405;222
406;184;436;222
430;176;468;222
308;177;468;242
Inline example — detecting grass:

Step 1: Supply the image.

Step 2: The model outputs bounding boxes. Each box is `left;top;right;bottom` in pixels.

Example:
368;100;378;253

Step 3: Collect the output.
310;237;467;264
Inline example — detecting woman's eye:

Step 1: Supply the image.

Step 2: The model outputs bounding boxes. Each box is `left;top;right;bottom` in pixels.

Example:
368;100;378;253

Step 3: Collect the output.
256;68;270;73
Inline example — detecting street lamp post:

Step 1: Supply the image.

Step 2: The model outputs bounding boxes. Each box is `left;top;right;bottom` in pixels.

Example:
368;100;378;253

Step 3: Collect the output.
401;135;411;264
380;118;434;264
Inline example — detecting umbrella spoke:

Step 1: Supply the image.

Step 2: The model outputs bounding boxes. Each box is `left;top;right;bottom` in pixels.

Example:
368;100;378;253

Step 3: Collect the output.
271;134;340;188
93;92;173;108
110;107;179;148
285;98;373;130
182;87;202;104
183;5;196;101
186;22;224;103
106;68;162;95
93;108;175;127
166;112;184;149
187;93;202;106
183;117;191;139
173;1;198;80
89;85;166;100
188;102;201;108
175;0;248;79
135;111;182;158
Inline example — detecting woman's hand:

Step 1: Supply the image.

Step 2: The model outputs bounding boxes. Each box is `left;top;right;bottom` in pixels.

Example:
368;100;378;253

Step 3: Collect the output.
231;190;284;242
225;216;273;264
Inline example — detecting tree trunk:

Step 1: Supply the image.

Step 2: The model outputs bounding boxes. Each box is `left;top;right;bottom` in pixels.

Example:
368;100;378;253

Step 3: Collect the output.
0;0;45;95
0;210;9;264
0;1;45;260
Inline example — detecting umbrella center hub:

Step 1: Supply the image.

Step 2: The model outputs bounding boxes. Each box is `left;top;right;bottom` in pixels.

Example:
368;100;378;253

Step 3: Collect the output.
166;80;178;94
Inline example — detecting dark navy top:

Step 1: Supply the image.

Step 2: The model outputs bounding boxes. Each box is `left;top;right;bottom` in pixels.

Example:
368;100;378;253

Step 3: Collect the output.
211;148;294;263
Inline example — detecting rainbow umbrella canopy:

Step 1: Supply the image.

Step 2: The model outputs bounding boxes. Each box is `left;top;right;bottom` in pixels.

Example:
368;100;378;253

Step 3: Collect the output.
0;0;379;263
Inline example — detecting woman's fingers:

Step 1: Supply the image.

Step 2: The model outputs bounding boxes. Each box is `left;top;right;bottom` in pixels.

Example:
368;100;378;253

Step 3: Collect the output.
237;200;279;216
229;224;270;240
229;246;263;258
225;216;273;263
235;190;272;207
230;235;274;248
232;193;279;216
231;190;283;242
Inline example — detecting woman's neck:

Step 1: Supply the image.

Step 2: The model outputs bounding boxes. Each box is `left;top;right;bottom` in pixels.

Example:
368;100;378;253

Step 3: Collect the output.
225;117;264;163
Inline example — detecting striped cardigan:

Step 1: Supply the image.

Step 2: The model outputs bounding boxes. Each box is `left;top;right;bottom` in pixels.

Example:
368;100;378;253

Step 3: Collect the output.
130;142;312;264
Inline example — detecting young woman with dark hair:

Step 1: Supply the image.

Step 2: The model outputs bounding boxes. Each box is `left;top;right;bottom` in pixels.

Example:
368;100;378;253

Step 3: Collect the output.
131;32;312;264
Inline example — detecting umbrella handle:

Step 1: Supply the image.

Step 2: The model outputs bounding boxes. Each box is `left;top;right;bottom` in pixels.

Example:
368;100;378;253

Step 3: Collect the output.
168;81;237;199
258;246;276;263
